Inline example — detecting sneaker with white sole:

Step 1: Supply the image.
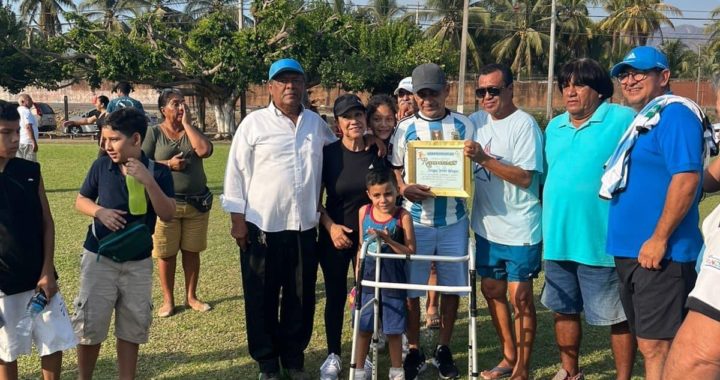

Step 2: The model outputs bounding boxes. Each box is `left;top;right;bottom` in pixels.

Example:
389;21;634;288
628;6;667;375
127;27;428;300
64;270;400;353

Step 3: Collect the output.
353;359;373;380
388;367;405;380
320;353;342;380
432;345;459;379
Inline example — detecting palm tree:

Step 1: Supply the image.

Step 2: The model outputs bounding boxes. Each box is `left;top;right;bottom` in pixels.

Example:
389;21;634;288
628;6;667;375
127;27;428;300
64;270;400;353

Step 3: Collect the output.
184;0;253;26
360;0;404;25
78;0;142;32
15;0;75;37
706;6;720;55
555;0;593;58
490;0;550;80
598;0;681;54
658;39;695;78
421;0;491;71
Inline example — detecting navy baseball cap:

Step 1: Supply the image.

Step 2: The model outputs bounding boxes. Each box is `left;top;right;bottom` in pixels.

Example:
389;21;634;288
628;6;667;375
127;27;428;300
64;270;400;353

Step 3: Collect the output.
333;94;366;117
610;46;669;77
268;58;304;80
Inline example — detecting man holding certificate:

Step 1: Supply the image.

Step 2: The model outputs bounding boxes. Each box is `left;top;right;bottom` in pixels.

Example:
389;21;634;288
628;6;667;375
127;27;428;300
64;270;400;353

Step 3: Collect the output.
389;63;475;380
464;63;543;380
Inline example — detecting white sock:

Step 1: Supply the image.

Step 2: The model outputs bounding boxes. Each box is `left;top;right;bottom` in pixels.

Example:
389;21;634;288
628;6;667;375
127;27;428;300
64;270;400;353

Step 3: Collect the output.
354;368;366;380
388;367;405;380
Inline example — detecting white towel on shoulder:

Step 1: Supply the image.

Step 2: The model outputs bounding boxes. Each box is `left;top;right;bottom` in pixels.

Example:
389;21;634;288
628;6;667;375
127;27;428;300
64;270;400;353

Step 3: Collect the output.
599;94;716;199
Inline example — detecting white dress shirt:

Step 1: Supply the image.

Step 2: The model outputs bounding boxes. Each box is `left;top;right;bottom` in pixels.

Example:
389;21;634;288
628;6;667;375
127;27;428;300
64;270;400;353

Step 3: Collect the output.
221;102;337;232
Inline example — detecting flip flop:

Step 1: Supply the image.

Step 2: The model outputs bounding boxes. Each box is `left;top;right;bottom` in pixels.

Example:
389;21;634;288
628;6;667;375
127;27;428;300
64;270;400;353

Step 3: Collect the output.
480;366;513;380
425;312;440;329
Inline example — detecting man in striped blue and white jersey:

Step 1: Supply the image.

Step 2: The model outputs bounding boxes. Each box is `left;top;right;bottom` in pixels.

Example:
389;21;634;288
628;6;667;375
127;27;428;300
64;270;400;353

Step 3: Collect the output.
389;63;475;380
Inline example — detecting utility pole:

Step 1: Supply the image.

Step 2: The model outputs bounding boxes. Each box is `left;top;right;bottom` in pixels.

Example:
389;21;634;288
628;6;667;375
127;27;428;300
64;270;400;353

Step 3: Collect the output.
416;1;420;26
696;44;701;103
239;0;244;30
457;0;470;114
545;0;557;121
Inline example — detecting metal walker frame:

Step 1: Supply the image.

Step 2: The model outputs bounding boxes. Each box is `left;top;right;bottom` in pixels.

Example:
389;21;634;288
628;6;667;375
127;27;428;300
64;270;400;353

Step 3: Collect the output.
348;236;479;380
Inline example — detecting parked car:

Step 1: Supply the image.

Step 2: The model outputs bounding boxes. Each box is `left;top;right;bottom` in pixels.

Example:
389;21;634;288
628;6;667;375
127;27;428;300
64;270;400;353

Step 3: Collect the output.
31;102;57;132
65;109;100;135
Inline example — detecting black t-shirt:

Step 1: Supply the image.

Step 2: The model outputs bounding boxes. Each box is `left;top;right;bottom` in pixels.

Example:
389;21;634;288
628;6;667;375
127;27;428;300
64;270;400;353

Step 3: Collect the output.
0;158;45;295
321;141;383;250
79;154;174;259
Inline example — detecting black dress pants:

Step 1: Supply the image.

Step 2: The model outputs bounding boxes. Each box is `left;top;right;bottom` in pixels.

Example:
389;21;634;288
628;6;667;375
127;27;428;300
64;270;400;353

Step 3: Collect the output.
240;222;318;373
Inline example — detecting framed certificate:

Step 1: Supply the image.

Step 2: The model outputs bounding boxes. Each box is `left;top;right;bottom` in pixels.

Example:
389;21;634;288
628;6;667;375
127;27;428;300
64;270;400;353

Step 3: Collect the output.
407;140;472;198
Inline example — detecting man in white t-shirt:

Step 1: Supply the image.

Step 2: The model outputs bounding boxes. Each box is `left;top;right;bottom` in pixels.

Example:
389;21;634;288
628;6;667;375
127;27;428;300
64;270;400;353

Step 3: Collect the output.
464;63;543;380
16;94;39;162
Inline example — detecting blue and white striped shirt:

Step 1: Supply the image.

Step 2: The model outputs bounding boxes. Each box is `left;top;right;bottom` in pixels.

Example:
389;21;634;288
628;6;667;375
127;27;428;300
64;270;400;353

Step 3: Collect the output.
390;110;475;227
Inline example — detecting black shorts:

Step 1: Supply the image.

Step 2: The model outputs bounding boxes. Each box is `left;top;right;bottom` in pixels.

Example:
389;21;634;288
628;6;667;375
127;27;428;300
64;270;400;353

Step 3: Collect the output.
614;257;697;339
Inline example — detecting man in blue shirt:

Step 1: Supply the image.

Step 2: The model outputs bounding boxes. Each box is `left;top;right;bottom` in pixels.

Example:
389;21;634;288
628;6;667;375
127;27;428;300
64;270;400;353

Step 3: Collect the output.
606;46;703;380
106;81;145;114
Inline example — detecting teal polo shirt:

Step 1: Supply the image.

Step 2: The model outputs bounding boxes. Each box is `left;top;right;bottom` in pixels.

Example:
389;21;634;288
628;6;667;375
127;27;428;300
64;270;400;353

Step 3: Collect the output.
542;101;635;266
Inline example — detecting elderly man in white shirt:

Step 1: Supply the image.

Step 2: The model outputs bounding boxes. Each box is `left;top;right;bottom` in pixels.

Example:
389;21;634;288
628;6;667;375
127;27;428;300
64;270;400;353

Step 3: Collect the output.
16;94;39;161
222;58;336;380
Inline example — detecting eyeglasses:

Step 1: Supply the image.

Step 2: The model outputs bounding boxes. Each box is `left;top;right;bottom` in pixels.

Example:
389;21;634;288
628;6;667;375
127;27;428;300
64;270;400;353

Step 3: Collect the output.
616;70;654;84
475;87;504;98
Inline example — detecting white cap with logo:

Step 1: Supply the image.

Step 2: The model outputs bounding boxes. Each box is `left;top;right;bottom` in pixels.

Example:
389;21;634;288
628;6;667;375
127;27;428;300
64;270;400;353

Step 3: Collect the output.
393;77;413;95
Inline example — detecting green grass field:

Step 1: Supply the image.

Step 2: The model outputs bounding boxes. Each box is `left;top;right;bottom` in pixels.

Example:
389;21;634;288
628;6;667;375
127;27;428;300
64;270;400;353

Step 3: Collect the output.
14;142;720;379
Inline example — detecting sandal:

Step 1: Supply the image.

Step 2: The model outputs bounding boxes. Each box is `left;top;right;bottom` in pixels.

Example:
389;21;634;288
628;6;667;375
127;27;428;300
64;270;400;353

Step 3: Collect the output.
480;366;513;380
425;312;440;329
185;301;212;312
157;304;175;318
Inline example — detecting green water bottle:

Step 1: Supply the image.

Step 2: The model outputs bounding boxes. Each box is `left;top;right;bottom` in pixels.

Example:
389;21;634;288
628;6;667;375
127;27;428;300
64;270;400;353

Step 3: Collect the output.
126;175;147;215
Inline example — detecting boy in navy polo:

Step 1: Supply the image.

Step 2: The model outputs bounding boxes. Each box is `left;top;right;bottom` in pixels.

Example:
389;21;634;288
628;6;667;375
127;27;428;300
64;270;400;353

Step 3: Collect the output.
73;108;175;380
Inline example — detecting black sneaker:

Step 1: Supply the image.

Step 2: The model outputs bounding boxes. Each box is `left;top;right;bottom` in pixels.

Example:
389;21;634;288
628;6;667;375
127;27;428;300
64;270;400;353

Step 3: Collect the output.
433;345;459;379
403;348;427;380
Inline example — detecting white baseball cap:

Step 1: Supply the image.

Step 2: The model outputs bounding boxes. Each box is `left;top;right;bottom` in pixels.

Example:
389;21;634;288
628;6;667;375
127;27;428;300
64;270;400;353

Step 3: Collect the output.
393;77;413;95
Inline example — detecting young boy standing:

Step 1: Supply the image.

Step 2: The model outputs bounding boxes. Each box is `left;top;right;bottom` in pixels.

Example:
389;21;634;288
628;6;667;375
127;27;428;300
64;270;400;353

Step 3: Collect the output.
0;100;76;380
355;169;416;380
73;108;175;380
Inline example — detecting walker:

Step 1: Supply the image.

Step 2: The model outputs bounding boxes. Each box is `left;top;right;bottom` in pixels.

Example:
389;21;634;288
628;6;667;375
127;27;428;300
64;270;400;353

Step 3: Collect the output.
348;236;479;380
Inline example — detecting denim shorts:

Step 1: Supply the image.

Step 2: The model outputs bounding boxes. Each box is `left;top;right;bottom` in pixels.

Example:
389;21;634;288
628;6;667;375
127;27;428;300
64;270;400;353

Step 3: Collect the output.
540;260;626;326
405;217;469;298
475;234;541;282
358;293;406;335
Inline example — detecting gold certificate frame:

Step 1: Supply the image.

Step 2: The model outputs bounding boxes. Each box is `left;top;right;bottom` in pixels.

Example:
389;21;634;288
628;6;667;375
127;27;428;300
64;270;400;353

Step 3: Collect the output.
407;140;472;198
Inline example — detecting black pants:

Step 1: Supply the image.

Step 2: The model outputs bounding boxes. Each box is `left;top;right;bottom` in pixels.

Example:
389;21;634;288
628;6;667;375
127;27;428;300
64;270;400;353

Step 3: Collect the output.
240;223;318;373
318;231;357;356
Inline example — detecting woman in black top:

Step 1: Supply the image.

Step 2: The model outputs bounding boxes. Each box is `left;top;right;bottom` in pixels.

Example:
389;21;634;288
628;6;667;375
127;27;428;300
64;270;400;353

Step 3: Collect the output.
319;94;383;378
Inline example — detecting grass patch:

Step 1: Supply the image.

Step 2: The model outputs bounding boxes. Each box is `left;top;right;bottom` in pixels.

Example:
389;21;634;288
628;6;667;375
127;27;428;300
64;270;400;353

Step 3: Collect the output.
15;142;720;379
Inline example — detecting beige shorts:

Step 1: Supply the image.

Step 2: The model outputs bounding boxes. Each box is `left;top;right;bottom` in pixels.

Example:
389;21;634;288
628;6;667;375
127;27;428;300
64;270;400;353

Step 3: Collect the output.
0;289;77;362
72;251;153;345
152;201;210;258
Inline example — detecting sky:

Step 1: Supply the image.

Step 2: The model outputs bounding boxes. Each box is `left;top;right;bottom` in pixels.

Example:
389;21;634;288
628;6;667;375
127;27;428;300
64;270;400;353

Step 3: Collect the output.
587;0;720;28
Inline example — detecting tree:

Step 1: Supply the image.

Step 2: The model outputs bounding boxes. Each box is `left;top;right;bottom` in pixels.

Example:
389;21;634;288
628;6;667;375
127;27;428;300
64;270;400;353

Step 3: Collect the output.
421;0;491;72
555;0;593;59
15;0;75;37
659;39;695;78
78;0;143;32
706;6;720;58
598;0;681;53
491;0;550;79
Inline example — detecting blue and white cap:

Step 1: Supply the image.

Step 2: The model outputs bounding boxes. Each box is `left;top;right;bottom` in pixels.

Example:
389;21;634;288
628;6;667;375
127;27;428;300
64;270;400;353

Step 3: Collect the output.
268;58;304;80
610;46;669;77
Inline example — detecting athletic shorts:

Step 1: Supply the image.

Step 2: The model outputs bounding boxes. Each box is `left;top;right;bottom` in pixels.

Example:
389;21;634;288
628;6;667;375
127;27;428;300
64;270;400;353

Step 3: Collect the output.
0;289;77;362
406;217;469;298
615;257;696;339
541;260;626;326
358;292;406;335
475;234;541;282
152;201;210;258
72;251;153;345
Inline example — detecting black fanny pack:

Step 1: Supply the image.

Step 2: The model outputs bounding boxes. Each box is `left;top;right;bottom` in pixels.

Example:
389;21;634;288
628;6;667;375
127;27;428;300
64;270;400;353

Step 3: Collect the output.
177;187;213;213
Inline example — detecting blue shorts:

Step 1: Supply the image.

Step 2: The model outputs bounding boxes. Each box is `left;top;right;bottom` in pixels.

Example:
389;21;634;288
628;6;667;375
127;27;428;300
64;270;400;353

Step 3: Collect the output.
359;293;406;335
540;260;626;326
406;217;469;298
475;234;541;282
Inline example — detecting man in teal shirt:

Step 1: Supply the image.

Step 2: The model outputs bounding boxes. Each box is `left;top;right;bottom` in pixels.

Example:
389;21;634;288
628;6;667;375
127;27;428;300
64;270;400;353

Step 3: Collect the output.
541;59;636;380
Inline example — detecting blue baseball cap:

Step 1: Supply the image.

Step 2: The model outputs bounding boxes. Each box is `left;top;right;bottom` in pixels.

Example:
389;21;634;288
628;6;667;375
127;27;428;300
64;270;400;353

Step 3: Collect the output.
610;46;669;77
268;58;304;80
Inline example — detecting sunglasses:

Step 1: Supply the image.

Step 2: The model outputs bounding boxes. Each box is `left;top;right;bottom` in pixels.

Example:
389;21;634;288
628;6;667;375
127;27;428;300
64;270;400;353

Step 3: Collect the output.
475;87;504;98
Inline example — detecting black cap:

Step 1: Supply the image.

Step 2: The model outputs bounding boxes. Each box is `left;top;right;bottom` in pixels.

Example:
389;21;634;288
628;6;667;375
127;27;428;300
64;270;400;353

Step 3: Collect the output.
333;94;366;117
412;63;446;93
